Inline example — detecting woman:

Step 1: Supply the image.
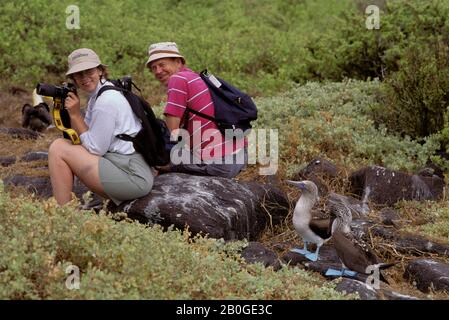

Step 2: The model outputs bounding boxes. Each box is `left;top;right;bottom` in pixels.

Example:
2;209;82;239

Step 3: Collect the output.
49;48;153;206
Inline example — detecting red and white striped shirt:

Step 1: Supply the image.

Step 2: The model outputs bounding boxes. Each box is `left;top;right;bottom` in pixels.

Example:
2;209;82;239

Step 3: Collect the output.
164;67;244;161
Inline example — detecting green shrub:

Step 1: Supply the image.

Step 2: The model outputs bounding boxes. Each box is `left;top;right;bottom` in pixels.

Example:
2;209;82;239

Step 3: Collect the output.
380;44;449;138
315;0;449;81
254;80;440;174
312;0;449;140
0;183;350;299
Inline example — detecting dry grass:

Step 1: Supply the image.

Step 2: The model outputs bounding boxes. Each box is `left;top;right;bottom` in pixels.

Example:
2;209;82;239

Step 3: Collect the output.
0;130;57;179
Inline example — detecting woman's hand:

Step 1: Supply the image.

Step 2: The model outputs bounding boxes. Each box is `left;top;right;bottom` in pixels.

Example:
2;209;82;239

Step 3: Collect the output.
64;91;87;135
65;92;81;117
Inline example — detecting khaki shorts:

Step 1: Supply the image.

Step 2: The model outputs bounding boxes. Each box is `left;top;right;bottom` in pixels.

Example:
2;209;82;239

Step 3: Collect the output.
99;152;153;205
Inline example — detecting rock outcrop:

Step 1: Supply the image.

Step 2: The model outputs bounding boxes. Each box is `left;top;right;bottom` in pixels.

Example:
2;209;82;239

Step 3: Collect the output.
111;173;289;241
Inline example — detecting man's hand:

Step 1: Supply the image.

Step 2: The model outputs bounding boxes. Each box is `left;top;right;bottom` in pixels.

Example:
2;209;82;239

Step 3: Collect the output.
165;115;181;132
155;164;171;175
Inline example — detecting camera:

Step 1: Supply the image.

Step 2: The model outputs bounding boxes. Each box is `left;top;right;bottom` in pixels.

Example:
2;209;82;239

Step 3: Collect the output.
35;82;76;142
118;76;132;91
36;82;77;99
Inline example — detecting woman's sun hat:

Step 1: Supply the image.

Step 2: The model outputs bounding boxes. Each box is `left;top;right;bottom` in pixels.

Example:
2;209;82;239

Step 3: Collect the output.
66;48;107;75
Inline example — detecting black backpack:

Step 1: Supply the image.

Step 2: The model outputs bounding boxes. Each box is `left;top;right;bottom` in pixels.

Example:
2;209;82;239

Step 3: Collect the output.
96;77;170;166
182;70;258;136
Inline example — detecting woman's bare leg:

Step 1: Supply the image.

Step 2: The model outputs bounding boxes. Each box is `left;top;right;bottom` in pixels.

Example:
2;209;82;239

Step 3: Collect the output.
48;138;108;205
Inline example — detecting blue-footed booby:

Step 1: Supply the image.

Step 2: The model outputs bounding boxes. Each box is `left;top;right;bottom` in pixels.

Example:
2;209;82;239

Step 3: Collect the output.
287;180;332;262
327;197;395;282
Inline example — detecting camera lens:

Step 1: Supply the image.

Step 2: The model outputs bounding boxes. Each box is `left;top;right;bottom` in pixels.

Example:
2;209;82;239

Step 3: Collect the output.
36;83;58;97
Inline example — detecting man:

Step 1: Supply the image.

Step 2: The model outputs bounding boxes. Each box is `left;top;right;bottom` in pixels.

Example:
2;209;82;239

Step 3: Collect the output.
146;42;247;178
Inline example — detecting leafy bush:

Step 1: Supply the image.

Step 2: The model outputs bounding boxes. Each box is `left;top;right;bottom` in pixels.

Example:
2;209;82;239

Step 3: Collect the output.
313;0;449;140
380;44;449;138
315;0;449;81
0;183;350;299
253;80;440;174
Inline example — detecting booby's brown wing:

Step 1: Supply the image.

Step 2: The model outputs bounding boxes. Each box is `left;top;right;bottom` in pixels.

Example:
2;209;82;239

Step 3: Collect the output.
354;237;381;265
309;218;332;240
332;230;374;274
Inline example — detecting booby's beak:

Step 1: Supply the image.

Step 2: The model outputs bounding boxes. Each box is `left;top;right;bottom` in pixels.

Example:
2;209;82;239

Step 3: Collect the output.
286;180;306;190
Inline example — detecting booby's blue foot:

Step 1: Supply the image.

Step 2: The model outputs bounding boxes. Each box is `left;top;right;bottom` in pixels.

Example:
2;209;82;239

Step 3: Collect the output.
290;242;310;255
342;269;357;277
305;252;318;261
290;247;311;255
325;268;344;276
304;245;321;262
325;268;358;277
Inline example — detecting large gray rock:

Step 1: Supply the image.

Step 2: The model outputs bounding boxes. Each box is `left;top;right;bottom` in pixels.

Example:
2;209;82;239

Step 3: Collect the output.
336;278;379;300
404;259;449;293
349;166;445;206
379;207;402;228
370;226;449;257
3;175;52;197
111;173;289;241
0;156;16;167
21;151;48;162
349;220;449;257
336;278;419;300
2;175;89;200
291;158;339;196
0;127;41;140
241;242;281;270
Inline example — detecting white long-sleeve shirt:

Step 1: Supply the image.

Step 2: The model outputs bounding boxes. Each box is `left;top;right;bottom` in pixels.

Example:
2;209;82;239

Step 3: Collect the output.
79;81;142;156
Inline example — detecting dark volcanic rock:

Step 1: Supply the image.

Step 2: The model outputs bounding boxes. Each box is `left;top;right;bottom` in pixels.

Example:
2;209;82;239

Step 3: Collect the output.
21;151;48;162
3;173;289;241
3;175;89;200
404;259;449;293
0;127;41;140
3;175;53;198
349;166;445;206
336;278;379;300
241;242;281;270
347;220;449;257
299;158;338;178
370;226;449;257
291;158;339;196
417;162;444;180
336;278;419;300
111;173;289;241
379;289;420;300
0;156;16;167
379;207;401;228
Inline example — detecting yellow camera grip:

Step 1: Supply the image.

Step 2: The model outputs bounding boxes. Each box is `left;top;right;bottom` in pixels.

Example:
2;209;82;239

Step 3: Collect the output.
52;97;80;145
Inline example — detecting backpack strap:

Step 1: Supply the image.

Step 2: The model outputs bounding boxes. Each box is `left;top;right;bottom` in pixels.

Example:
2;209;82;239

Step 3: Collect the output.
184;107;216;123
180;74;219;129
96;85;123;99
96;86;132;141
